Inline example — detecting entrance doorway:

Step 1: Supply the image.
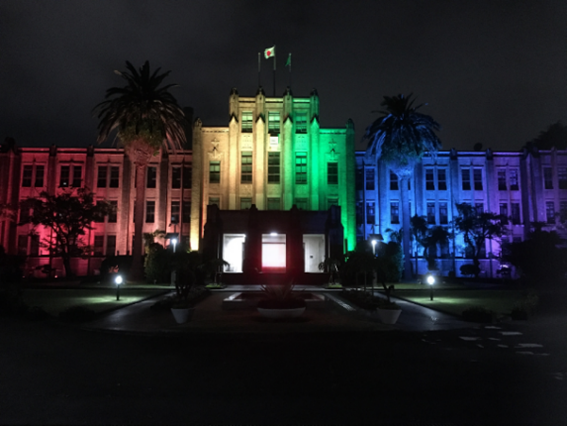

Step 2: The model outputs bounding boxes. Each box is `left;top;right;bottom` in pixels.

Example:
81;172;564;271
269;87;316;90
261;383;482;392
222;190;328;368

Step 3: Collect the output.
262;233;286;272
303;234;325;272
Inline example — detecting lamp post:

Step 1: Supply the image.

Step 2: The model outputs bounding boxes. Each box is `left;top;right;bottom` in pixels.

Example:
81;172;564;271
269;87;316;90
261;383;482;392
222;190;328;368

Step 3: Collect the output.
115;275;123;301
172;237;178;253
426;274;435;301
371;239;377;256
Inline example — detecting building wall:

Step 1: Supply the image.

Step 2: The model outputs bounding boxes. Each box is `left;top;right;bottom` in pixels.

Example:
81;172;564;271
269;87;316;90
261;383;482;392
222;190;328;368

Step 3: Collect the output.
0;143;193;277
190;88;356;252
355;148;567;277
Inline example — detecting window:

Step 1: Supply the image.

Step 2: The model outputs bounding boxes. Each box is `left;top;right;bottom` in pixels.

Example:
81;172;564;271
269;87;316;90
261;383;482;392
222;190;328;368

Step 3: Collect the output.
366;202;375;224
427;202;436;224
295;112;307;133
240;198;252;210
17;235;27;255
94;202;104;223
390;202;399;224
182;201;191;223
561;201;567;222
473;168;483;190
108;201;117;223
147;167;157;188
295;153;307;184
439;202;448;225
389;171;399;190
146;201;155;223
22;166;33;187
30;235;39;256
438;169;447;191
209;161;220;184
34;165;44;187
546;201;555;224
365;168;375;190
94;236;104;256
356;168;364;190
183;166;192;189
97;166;107;188
509;169;519;191
559;167;567;190
475;203;484;214
241;152;253;183
72;166;82;187
172;167;182;189
268;112;280;134
328;198;338;209
327;162;338;185
295;198;308;210
425;168;435;190
498;169;507;190
268;152;280;184
170;201;180;224
106;235;116;256
511;203;521;225
60;166;70;187
544;167;553;190
267;198;280;210
109;167;119;188
499;203;509;224
241;111;253;132
461;168;471;191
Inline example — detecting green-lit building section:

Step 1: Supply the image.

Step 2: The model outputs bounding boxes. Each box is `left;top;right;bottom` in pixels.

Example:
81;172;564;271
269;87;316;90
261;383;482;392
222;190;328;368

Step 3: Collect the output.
191;87;356;253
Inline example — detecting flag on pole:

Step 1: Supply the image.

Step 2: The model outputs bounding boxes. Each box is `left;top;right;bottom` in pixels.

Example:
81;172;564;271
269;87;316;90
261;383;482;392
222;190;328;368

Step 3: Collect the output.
285;53;291;69
264;46;275;59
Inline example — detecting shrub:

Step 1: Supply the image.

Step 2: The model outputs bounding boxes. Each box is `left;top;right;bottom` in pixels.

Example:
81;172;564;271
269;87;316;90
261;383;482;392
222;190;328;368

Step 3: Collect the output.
340;290;399;311
510;291;539;320
460;264;480;277
144;243;173;283
462;306;495;323
150;286;209;311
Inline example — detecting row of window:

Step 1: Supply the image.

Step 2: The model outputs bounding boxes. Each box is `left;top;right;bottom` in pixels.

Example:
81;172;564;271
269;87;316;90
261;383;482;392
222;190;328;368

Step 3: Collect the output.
208;197;338;211
359;200;530;226
210;153;338;186
22;164;191;190
241;112;308;134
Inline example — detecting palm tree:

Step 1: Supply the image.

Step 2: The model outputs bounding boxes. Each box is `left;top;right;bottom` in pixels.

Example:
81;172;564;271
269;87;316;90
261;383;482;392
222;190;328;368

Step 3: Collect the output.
94;61;188;280
364;94;441;279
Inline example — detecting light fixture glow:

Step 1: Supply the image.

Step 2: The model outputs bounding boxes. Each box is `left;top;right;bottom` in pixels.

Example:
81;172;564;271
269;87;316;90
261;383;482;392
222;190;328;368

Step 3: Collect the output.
426;275;435;285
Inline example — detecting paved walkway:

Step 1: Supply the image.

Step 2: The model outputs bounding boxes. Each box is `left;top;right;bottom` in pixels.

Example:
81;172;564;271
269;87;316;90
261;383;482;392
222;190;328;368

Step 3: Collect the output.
83;285;472;335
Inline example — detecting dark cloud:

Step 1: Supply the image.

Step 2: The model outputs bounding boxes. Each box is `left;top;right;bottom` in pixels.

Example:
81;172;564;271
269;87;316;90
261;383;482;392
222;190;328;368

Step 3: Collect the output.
1;0;566;151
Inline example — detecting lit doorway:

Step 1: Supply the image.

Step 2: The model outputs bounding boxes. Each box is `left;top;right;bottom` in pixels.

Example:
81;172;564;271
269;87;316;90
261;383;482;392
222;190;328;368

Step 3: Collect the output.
303;234;325;272
262;233;286;272
222;234;245;272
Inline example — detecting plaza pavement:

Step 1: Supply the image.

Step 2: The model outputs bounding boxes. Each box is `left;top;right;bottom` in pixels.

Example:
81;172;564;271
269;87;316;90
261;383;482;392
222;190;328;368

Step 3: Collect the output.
82;284;473;335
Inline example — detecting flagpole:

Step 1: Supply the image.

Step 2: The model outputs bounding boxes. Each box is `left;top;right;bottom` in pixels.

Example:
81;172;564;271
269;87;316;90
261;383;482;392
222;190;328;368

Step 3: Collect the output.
273;45;276;97
287;53;292;89
258;52;261;88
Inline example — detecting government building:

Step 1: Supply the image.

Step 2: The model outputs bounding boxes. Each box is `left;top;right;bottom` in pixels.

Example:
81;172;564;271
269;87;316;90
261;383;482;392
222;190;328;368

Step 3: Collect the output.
1;88;565;279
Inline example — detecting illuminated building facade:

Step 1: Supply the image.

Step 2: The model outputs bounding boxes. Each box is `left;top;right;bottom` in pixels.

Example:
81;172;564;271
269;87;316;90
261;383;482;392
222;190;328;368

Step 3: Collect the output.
356;148;567;277
191;88;357;275
0;140;193;277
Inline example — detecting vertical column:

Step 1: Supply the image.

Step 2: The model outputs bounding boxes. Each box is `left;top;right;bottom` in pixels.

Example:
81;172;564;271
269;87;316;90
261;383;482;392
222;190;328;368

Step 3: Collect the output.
309;116;320;210
344;119;356;251
190;119;203;251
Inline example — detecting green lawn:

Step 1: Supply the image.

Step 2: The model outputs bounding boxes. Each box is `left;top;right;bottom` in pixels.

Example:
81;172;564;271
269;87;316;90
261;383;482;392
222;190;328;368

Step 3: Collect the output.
23;286;170;316
387;283;537;317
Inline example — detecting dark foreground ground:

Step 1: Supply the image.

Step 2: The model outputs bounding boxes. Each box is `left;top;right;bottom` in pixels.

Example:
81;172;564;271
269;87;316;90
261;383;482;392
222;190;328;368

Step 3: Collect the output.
1;309;566;426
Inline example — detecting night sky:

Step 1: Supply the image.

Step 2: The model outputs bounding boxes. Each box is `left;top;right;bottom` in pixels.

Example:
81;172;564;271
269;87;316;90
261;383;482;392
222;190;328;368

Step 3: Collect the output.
1;0;566;152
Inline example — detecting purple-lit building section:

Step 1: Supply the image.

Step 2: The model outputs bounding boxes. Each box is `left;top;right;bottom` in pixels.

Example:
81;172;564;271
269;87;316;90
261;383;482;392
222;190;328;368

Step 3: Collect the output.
356;148;567;278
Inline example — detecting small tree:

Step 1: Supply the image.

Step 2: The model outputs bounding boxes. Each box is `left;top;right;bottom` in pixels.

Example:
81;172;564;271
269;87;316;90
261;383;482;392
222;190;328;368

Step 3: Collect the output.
505;228;567;283
454;203;504;278
19;188;113;278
